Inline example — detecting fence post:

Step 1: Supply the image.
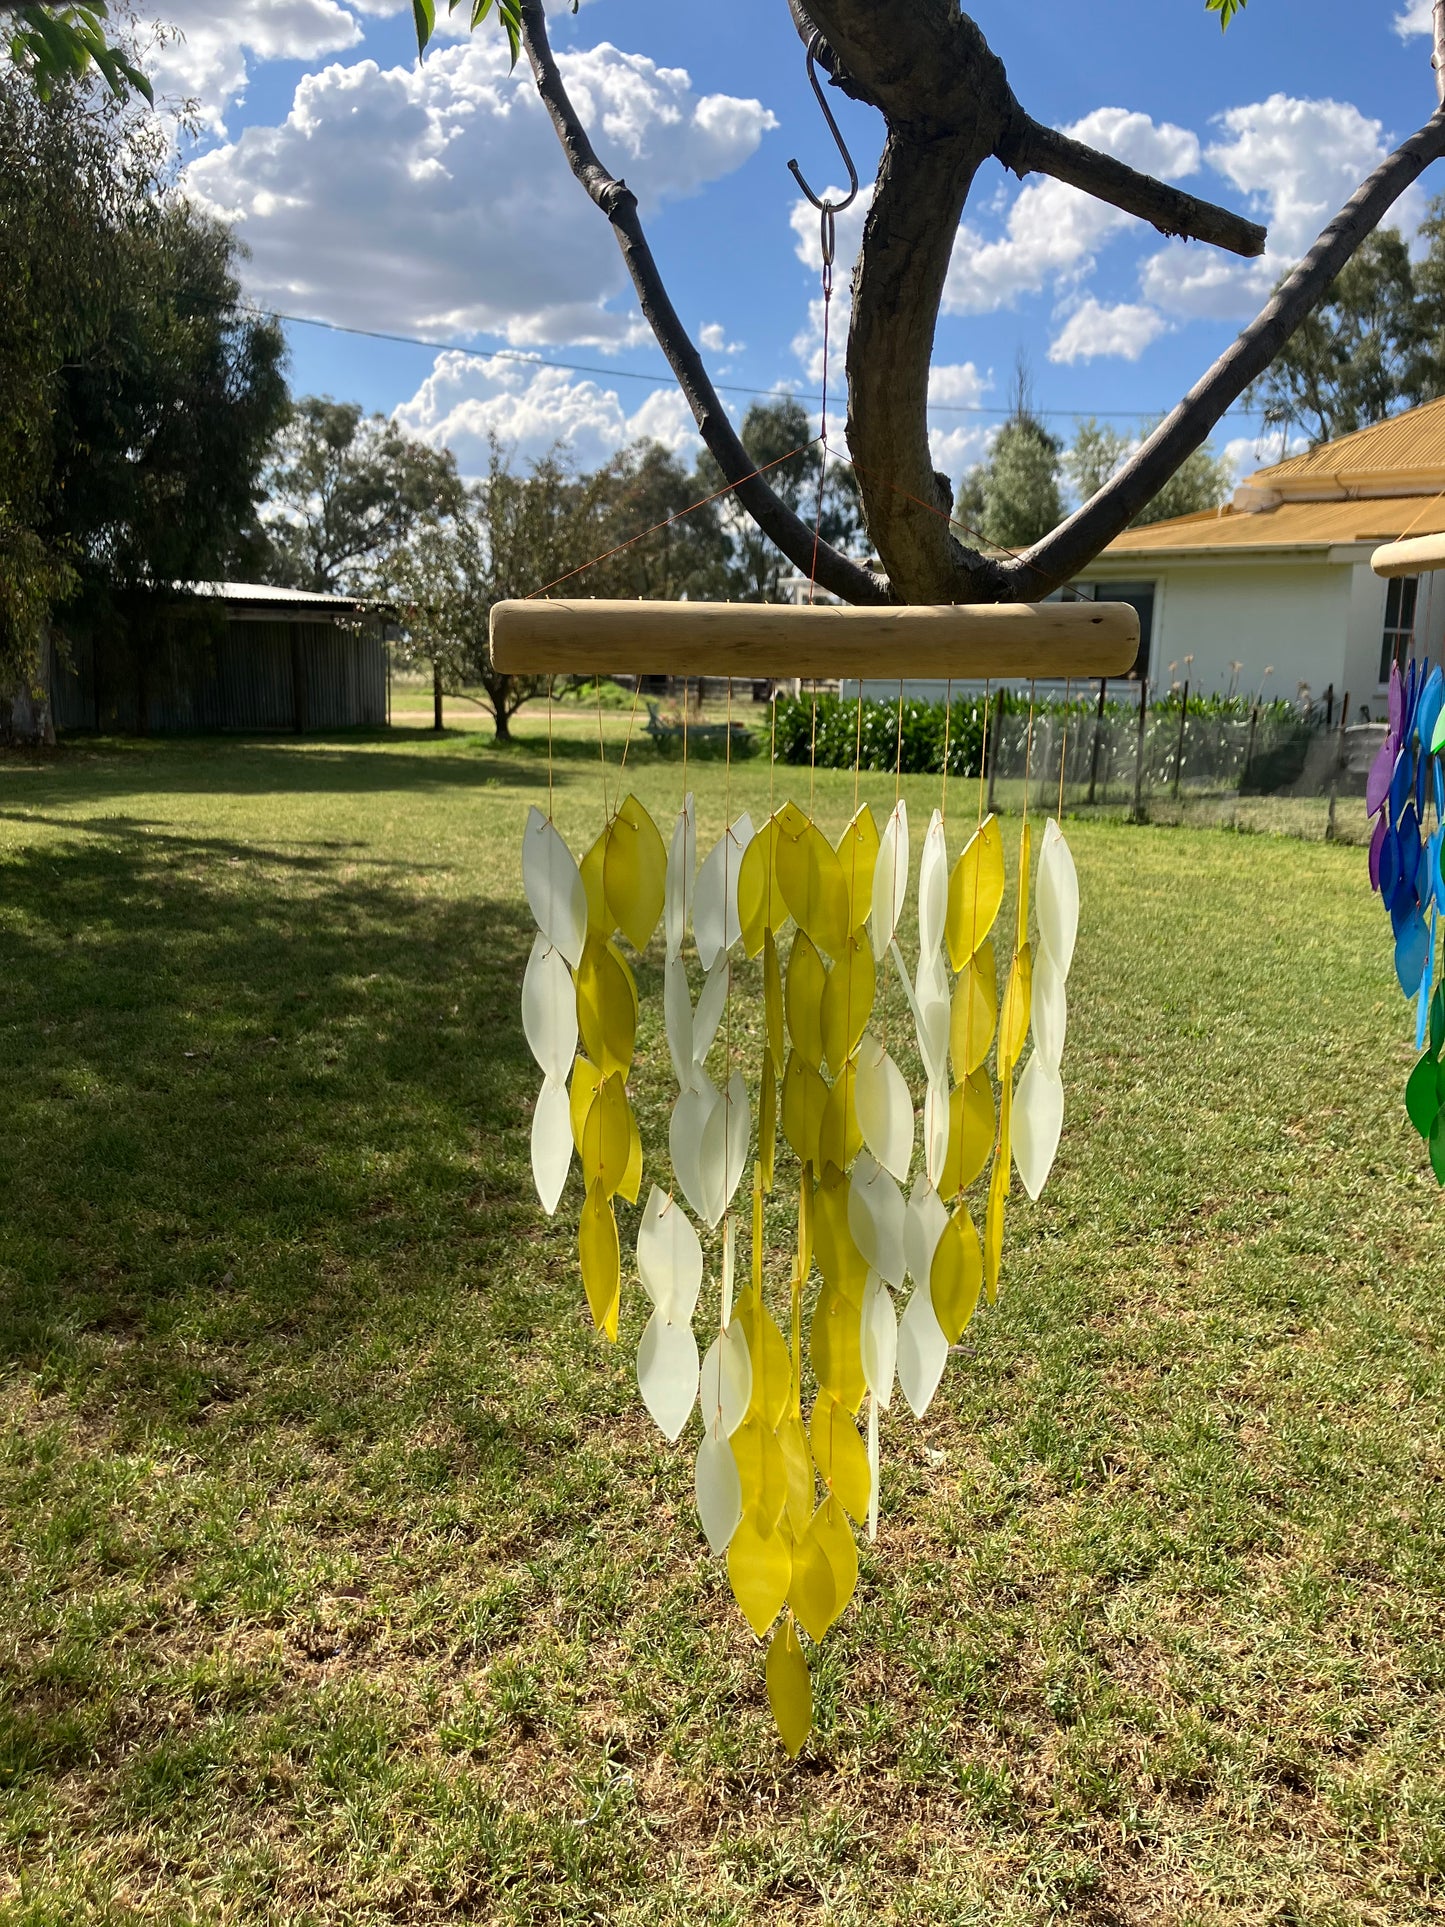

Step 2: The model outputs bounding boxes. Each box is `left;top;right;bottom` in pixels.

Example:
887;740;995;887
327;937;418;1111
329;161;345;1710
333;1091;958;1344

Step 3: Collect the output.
1131;679;1150;823
1087;677;1107;804
1326;691;1351;842
1325;682;1334;731
433;662;444;733
1172;679;1189;802
1243;703;1259;791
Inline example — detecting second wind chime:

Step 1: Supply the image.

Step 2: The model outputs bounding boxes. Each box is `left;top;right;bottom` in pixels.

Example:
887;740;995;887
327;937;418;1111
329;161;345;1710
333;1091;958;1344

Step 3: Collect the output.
493;37;1139;1753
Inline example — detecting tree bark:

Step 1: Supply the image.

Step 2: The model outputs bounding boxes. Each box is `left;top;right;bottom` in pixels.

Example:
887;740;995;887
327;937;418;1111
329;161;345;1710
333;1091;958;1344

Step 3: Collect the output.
433;661;444;732
1436;1;1445;107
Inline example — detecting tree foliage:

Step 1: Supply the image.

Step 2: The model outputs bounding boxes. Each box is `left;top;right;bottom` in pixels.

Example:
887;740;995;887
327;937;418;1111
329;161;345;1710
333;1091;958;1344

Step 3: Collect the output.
2;2;151;103
699;398;866;600
1065;418;1232;524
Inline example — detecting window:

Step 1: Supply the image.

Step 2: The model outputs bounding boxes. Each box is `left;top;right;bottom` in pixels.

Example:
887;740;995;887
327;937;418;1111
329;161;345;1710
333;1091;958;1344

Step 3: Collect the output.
1069;580;1156;682
1380;575;1419;683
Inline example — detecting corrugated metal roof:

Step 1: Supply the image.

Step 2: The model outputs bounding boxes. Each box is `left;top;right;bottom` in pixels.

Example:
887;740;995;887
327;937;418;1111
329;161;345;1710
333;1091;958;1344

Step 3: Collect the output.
1249;396;1445;490
180;580;375;611
1102;493;1445;558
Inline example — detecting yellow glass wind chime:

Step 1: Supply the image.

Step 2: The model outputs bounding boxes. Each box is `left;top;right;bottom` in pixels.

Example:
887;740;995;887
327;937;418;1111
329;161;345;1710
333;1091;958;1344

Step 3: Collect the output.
496;597;1137;1753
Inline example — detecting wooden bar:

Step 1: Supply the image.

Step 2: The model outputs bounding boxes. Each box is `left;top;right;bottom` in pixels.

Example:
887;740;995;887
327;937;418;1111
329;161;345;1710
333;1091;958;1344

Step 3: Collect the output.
488;598;1140;679
1371;533;1445;578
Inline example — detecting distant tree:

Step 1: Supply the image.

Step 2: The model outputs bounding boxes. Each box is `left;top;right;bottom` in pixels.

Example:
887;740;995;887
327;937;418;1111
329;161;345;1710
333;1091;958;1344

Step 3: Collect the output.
589;440;731;604
958;368;1064;552
1065;417;1231;525
260;399;465;597
699;397;865;601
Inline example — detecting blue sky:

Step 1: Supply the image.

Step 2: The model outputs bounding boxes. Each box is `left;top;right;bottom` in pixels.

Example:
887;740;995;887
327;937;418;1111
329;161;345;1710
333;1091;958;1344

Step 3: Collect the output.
155;0;1441;492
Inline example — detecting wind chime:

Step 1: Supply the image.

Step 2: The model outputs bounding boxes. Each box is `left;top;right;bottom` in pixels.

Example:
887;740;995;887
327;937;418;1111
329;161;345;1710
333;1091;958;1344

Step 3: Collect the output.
1368;534;1445;1180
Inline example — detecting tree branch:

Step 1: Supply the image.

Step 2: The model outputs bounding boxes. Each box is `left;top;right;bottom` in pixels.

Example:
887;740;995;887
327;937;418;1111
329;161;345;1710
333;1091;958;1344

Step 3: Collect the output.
999;119;1266;257
517;0;889;606
1435;0;1445;108
1001;106;1445;601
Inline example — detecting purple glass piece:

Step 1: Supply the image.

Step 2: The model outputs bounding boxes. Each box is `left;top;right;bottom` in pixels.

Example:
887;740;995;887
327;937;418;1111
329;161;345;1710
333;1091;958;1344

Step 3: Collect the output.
1380;825;1402;904
1400;804;1421;891
1391;746;1415;825
1369;809;1387;892
1367;731;1397;816
1390;659;1404;736
1397;911;1430;999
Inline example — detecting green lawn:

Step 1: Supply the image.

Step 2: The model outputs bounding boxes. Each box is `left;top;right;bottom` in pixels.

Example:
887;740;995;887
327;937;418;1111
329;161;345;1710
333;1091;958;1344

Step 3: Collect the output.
0;723;1441;1926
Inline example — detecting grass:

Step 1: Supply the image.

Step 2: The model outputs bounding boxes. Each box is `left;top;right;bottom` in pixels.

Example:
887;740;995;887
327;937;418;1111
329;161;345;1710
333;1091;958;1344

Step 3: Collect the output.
0;717;1441;1925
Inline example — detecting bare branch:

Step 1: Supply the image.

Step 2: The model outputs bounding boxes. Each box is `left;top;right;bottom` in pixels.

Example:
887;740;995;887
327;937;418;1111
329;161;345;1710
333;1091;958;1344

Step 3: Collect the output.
516;0;889;606
1001;107;1445;600
999;119;1266;258
1435;0;1445;108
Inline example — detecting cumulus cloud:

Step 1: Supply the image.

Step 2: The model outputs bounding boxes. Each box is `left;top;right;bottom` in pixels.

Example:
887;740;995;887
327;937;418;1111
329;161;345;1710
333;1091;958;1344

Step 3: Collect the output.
927;362;993;477
699;322;744;355
393;350;701;474
1049;298;1168;364
147;0;363;133
185;37;775;347
1395;0;1433;34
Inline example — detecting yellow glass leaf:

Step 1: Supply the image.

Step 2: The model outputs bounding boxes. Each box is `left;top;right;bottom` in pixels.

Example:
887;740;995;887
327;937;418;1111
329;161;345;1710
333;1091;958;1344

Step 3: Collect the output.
727;1511;792;1638
949;939;998;1080
603;793;666;953
985;1142;1007;1307
620;1098;643;1206
819;932;875;1077
810;1391;871;1523
940;1068;994;1199
777;1413;815;1537
737;815;786;958
760;1051;777;1195
810;1286;866;1413
812;1494;859;1620
611;939;639;1024
731;1413;788;1530
798;1165;815;1282
767;1617;813;1757
575;936;636;1075
776;812;851;960
786;931;827;1070
763;929;785;1076
813;1164;867;1304
580;1070;631;1199
1017;816;1033;950
579;1177;620;1339
568;1055;603;1154
836;804;879;935
818;1056;863;1178
998;942;1033;1075
736;1289;791;1431
945;813;1005;973
930;1203;982;1343
788;1510;837;1640
579;831;611;937
781;1051;828;1171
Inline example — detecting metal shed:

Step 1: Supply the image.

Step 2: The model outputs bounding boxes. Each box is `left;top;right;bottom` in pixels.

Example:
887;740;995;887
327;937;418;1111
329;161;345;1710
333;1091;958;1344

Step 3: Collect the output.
48;582;390;735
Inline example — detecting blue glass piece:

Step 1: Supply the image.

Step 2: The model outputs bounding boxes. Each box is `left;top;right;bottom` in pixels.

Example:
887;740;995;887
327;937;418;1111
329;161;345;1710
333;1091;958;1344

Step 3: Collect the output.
1417;914;1437;1051
1391;873;1416;937
1418;741;1430;817
1435;756;1445;824
1380;823;1402;903
1417;666;1445;751
1400;804;1421;891
1405;657;1421;737
1423;828;1441;912
1397;910;1430;998
1391;746;1414;825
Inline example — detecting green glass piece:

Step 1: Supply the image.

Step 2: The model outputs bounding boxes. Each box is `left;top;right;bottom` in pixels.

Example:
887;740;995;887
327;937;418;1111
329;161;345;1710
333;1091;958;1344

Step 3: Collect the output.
1406;1054;1442;1139
1431;981;1445;1058
1432;1108;1445;1187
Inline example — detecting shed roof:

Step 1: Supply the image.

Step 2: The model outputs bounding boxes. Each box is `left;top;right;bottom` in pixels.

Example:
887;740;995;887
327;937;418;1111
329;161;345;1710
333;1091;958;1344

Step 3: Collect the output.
180;581;378;615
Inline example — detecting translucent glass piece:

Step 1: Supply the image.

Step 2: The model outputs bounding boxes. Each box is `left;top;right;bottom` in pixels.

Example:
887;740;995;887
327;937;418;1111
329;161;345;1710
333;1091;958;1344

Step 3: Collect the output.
896;1273;949;1418
984;1134;1008;1307
814;1165;868;1300
579;1069;631;1199
1013;1052;1064;1202
730;1413;788;1531
904;1176;948;1286
949;940;998;1080
575;936;637;1076
735;1288;792;1431
764;929;786;1075
521;933;576;1083
1036;818;1079;978
923;1077;950;1189
604;792;666;953
786;931;828;1070
1015;816;1033;950
697;1071;750;1228
522;807;586;968
637;1309;700;1442
837;804;879;936
777;1413;816;1537
1367;732;1396;817
766;1618;812;1759
665;793;696;961
813;1494;859;1620
727;1512;791;1637
820;931;875;1077
1397;911;1430;999
664;955;694;1093
861;1272;898;1408
930;1204;982;1345
530;1074;572;1216
692;957;729;1071
1031;947;1067;1074
1368;809;1387;893
854;1031;914;1183
870;799;909;963
998;942;1033;1075
848;1154;906;1288
760;1051;777;1194
579;1178;620;1340
781;1051;828;1172
636;1185;704;1324
693;813;755;972
721;1213;735;1328
696;1417;742;1556
818;1054;863;1175
788;1508;838;1640
670;1077;719;1224
579;829;610;938
569;1054;603;1154
810;1285;866;1410
776;808;850;959
914;947;951;1089
620;1101;642;1207
940;1068;994;1199
809;1391;871;1523
738;815;786;959
917;809;949;963
700;1319;753;1437
945;813;1005;972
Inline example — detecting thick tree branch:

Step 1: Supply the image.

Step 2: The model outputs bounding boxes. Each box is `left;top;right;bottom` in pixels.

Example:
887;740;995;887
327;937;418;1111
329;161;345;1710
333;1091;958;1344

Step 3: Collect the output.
999;119;1266;257
1435;0;1445;108
517;0;889;606
1001;107;1445;601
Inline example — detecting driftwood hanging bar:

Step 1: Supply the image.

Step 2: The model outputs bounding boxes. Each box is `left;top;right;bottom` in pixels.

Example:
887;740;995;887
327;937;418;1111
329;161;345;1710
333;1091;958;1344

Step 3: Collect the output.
1371;534;1445;579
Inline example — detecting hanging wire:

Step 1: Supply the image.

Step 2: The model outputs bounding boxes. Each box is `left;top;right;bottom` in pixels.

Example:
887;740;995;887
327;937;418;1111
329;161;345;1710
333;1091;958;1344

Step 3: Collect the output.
546;674;555;823
619;674;641;771
978;679;992;825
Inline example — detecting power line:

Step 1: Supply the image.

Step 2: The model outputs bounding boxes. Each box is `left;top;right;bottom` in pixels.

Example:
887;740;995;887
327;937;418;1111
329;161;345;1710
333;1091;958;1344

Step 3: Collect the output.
250;304;1266;426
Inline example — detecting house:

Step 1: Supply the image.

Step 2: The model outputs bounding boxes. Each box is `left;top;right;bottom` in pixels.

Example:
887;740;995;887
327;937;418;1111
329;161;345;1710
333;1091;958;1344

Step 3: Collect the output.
49;582;392;735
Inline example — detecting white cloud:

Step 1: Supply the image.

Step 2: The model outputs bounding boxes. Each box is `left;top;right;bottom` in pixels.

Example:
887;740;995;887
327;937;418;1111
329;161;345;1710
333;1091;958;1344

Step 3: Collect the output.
1049;298;1168;364
1395;0;1433;34
927;362;993;478
185;37;775;347
147;0;364;133
393;350;701;474
944;107;1199;315
699;322;744;355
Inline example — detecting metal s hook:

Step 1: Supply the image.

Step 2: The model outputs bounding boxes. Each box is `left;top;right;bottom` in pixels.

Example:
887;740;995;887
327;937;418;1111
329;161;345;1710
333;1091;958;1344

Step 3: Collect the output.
787;30;860;293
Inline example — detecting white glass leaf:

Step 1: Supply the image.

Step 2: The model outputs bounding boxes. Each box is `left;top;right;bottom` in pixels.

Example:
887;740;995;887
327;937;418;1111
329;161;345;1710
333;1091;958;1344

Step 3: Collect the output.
669;1078;719;1224
521;933;576;1083
1012;1053;1065;1202
696;1416;743;1555
1037;817;1079;978
904;1174;948;1286
923;1078;950;1189
721;1214;735;1328
636;1185;704;1324
896;1278;949;1418
870;799;910;963
848;1154;907;1288
692;957;729;1070
664;956;695;1093
697;1070;750;1229
1031;947;1067;1075
637;1308;700;1443
693;812;755;972
700;1319;752;1435
917;809;948;962
665;793;696;961
531;1074;572;1215
915;948;951;1088
522;806;586;968
861;1272;898;1409
855;1031;914;1183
